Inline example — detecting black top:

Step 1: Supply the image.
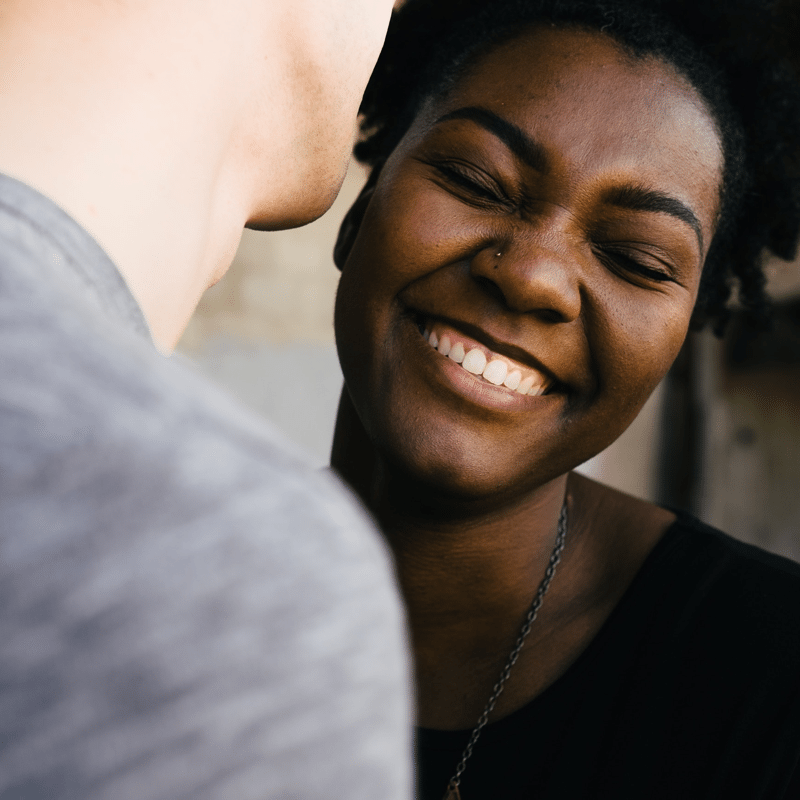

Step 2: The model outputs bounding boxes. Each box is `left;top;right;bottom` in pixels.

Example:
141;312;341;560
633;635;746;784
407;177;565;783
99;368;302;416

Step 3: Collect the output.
417;513;800;799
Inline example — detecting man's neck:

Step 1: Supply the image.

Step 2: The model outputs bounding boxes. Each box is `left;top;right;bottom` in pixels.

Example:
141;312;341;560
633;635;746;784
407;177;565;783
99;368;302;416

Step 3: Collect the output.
0;0;287;351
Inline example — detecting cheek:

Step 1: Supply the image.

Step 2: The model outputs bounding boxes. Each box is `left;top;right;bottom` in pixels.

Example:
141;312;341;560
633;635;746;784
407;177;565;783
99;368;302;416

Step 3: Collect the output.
362;155;506;281
334;193;414;388
342;189;461;303
596;289;693;418
378;183;464;261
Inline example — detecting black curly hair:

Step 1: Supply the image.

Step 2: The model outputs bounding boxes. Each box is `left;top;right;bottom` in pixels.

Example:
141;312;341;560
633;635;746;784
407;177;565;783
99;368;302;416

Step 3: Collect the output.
353;0;800;334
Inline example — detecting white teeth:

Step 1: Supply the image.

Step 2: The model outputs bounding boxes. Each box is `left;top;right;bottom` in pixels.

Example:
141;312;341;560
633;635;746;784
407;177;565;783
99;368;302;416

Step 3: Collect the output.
423;327;430;339
462;348;487;375
426;325;551;395
449;342;465;363
517;375;535;395
483;359;507;386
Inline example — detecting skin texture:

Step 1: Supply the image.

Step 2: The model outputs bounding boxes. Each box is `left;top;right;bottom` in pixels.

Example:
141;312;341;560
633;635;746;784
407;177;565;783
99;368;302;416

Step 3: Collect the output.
332;26;724;729
0;0;393;350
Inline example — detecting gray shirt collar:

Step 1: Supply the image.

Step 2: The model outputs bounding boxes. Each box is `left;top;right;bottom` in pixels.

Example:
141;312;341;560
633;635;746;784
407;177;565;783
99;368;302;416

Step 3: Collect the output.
0;172;152;342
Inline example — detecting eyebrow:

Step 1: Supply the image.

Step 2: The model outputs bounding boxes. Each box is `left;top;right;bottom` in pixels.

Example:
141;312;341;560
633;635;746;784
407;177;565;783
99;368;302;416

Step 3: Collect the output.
435;105;706;254
602;185;704;253
435;106;550;175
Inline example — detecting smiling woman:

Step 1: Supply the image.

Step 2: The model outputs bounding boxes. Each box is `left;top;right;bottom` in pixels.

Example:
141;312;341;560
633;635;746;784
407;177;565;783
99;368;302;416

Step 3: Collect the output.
331;1;800;798
337;26;722;497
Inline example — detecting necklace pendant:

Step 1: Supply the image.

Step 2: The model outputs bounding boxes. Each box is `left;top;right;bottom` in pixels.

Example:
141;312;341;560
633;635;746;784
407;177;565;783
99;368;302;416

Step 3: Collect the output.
442;781;461;800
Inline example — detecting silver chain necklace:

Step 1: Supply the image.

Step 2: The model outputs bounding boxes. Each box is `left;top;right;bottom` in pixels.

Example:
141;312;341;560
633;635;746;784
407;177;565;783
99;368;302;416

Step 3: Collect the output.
442;500;568;800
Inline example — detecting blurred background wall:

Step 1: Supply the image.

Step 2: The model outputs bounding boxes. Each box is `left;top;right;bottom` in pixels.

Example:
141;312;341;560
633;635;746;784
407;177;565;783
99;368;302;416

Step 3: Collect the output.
177;163;367;465
178;161;800;563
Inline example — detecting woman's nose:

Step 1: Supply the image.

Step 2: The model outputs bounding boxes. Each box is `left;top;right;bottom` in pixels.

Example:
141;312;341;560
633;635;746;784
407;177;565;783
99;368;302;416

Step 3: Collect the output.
469;236;582;323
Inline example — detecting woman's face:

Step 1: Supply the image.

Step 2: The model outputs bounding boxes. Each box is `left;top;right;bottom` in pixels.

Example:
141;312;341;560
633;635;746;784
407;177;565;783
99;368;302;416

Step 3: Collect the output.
335;26;723;501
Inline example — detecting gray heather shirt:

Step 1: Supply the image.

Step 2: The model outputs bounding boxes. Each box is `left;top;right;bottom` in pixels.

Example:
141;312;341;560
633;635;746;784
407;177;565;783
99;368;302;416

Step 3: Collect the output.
0;174;411;800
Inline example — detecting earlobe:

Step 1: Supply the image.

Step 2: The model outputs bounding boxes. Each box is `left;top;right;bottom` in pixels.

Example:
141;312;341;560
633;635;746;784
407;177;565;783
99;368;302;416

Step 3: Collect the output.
333;173;378;271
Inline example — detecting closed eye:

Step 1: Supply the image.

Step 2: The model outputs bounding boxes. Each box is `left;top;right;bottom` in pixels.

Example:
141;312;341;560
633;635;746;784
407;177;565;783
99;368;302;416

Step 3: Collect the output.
594;245;678;285
425;159;513;209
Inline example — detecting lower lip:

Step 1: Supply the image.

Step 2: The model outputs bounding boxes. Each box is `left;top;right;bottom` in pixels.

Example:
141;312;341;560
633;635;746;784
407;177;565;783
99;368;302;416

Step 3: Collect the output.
404;318;559;414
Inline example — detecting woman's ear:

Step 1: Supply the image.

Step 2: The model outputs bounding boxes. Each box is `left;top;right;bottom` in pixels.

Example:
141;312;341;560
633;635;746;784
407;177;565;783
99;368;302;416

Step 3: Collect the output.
333;172;378;271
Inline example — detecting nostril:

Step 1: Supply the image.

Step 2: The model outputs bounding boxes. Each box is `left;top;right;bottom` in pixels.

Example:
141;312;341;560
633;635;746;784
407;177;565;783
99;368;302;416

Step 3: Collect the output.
537;308;565;324
474;274;505;302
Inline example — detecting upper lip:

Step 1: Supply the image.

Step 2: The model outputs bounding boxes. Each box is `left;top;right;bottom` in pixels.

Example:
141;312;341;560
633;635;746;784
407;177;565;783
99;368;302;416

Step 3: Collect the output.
415;310;563;389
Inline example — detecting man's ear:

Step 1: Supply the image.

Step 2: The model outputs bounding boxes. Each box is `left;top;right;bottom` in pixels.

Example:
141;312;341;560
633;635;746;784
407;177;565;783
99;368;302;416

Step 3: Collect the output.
333;172;378;271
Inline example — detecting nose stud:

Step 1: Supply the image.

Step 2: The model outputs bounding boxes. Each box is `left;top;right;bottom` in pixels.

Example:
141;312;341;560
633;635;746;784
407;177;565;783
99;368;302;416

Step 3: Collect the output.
494;250;502;268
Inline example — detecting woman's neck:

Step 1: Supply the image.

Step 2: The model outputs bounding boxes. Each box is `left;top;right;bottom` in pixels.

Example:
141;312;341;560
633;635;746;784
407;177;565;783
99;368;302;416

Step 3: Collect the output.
374;463;581;728
375;463;568;622
332;388;573;654
331;390;674;729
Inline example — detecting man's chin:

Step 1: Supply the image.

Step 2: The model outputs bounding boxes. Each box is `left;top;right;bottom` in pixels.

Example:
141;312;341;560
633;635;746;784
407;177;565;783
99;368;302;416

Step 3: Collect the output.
244;203;328;231
246;162;348;232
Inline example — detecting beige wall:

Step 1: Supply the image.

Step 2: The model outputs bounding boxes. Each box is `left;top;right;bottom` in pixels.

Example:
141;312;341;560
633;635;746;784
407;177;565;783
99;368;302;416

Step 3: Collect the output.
177;163;367;464
180;164;367;350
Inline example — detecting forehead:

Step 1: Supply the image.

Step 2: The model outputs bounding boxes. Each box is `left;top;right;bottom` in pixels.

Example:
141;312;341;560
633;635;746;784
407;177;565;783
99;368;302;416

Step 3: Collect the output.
412;26;723;228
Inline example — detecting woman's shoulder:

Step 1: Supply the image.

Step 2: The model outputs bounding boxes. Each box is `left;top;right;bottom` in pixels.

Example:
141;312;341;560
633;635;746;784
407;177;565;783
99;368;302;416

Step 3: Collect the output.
665;509;800;582
571;473;800;660
635;502;800;613
657;509;800;644
574;471;800;589
610;501;800;685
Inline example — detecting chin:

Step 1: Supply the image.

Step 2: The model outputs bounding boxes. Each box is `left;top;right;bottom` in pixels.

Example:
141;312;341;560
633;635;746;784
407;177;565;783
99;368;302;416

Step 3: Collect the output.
245;193;334;231
245;156;348;231
375;419;547;506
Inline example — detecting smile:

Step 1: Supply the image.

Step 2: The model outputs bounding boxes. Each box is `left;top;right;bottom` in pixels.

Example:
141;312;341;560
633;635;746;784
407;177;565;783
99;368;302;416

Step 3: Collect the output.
420;319;553;396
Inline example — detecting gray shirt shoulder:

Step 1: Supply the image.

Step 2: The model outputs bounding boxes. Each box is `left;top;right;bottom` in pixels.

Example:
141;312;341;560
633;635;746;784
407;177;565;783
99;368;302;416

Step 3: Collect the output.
0;174;411;800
